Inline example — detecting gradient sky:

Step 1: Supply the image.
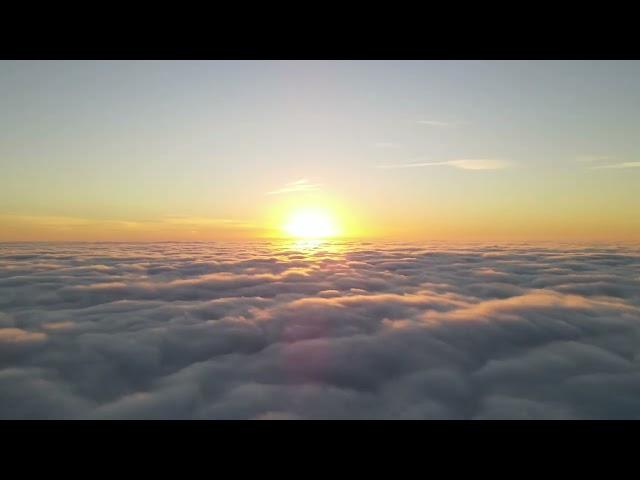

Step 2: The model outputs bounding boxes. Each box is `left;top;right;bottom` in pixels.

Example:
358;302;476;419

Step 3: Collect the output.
1;60;639;241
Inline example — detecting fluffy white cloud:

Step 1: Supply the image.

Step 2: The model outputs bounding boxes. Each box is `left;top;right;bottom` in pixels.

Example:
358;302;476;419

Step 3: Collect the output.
0;241;639;419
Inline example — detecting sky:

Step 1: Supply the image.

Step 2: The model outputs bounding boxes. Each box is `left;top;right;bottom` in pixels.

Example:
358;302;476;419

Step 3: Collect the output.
1;60;639;241
2;61;640;419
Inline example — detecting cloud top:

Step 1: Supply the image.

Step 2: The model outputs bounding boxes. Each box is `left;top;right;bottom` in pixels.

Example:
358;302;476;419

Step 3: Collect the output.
0;241;639;419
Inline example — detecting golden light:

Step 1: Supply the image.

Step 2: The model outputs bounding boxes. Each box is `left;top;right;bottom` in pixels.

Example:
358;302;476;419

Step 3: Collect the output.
283;208;340;238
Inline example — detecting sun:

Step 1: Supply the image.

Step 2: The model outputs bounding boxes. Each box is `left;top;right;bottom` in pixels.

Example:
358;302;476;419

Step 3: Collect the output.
283;208;340;238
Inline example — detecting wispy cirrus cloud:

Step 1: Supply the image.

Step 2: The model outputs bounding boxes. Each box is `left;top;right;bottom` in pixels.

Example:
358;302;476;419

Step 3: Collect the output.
373;142;401;149
590;162;640;170
0;213;259;241
267;179;322;195
575;156;640;169
575;155;612;163
0;214;253;230
160;216;255;228
377;159;511;171
417;120;455;127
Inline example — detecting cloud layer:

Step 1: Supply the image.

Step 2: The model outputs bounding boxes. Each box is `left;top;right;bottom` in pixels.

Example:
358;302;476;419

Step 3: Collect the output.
1;241;639;419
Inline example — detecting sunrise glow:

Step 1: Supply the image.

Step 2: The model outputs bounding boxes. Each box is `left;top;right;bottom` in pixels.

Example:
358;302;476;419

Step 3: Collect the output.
2;60;640;420
283;208;340;238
